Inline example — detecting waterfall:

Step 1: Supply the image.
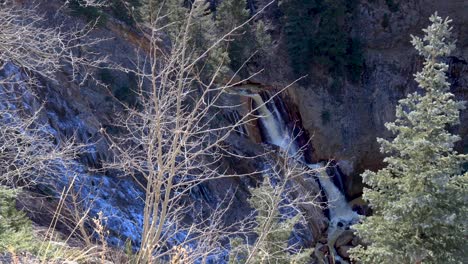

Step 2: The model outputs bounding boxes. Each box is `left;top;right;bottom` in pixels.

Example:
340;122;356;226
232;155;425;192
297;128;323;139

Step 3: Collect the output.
247;93;299;156
310;164;359;263
327;163;347;196
243;91;353;212
243;90;359;263
306;164;358;229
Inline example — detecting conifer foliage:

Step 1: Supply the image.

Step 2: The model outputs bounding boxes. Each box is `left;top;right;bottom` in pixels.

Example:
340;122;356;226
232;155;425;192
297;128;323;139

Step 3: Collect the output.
215;0;271;75
350;13;467;264
229;179;312;264
215;0;252;73
0;187;34;253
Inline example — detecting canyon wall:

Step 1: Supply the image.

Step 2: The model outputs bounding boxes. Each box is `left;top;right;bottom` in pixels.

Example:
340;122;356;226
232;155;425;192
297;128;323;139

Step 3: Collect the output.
249;0;467;196
23;0;466;200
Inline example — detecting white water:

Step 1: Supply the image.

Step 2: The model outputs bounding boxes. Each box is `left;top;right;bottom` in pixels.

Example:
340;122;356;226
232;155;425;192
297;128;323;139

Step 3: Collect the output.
246;93;358;228
307;164;359;264
248;94;299;155
246;93;359;230
307;163;359;229
245;91;359;263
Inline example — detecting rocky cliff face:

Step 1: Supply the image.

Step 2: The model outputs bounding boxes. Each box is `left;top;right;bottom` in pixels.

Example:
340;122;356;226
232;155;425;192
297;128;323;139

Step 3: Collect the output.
20;0;465;207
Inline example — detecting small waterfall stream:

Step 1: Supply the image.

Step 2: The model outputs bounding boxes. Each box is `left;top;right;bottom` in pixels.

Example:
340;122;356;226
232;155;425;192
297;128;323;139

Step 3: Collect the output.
307;164;359;263
247;93;299;156
241;89;359;263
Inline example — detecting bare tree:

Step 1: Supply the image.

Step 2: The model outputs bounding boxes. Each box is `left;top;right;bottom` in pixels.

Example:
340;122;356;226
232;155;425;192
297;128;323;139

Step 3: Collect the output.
0;0;116;182
94;1;288;263
0;2;110;260
227;143;322;264
0;1;107;85
0;68;81;188
64;0;109;8
99;0;316;262
1;1;323;263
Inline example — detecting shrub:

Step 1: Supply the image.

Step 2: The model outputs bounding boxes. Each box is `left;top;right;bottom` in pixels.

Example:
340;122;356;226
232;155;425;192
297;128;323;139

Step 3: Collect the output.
0;187;34;253
229;179;312;263
281;0;364;83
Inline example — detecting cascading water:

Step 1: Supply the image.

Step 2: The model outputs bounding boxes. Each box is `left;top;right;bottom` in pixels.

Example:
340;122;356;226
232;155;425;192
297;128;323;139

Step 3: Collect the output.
241;89;359;263
307;164;359;263
247;93;299;156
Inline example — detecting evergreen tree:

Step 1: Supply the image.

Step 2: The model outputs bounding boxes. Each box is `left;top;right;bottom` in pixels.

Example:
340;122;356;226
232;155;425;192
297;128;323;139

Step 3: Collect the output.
140;0;189;37
350;13;468;264
191;0;231;78
280;0;318;78
110;0;142;25
215;0;250;31
215;0;252;74
0;187;34;253
229;179;312;264
254;20;272;54
310;0;348;70
280;0;363;82
140;0;229;78
215;0;273;76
